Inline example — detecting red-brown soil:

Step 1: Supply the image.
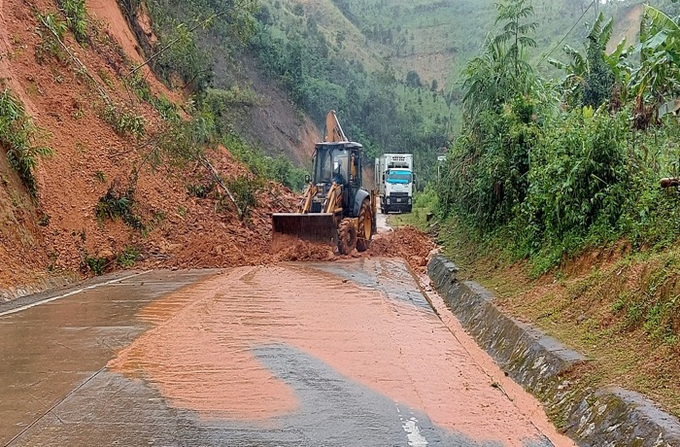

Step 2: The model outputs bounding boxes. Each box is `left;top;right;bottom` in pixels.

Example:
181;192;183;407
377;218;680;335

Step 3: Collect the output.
368;226;436;272
0;0;301;290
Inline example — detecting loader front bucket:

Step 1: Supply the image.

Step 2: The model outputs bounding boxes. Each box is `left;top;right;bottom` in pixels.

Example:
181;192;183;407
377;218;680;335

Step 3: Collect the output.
271;213;337;249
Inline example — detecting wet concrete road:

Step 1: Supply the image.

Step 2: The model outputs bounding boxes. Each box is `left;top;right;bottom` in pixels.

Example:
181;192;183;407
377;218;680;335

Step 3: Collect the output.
0;261;573;447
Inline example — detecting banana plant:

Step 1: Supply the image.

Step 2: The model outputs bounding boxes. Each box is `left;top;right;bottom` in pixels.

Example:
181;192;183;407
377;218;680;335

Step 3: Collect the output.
548;45;588;107
629;5;680;128
549;12;629;110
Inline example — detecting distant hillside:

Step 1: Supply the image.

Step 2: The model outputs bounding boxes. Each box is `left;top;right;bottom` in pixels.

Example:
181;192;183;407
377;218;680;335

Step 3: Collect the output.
273;0;660;90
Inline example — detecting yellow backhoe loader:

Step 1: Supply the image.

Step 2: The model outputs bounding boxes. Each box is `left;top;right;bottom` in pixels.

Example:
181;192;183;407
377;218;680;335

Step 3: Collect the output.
272;111;377;254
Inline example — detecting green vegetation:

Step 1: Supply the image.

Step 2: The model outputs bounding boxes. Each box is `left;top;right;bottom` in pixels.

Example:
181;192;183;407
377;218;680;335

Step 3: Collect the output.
187;181;215;198
102;1;308;192
0;88;53;198
388;184;437;230
34;13;69;64
95;183;144;230
134;0;453;182
58;0;88;43
141;0;258;94
248;1;450;181
85;255;107;275
435;0;680;349
226;174;263;220
117;245;141;267
101;104;145;139
222;133;306;191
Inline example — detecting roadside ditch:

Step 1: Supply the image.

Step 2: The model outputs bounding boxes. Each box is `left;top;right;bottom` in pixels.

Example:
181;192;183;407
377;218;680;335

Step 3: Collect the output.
428;254;680;447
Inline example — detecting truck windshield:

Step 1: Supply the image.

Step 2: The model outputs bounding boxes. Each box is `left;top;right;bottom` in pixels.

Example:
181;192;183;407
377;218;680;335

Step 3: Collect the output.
386;170;412;184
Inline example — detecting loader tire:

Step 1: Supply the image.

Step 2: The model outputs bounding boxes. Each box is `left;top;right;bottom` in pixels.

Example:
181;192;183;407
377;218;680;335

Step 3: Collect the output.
337;218;357;255
356;199;372;252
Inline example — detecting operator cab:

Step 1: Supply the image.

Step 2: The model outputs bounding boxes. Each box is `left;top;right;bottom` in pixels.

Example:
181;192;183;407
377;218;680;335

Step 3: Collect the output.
310;141;364;215
313;142;363;185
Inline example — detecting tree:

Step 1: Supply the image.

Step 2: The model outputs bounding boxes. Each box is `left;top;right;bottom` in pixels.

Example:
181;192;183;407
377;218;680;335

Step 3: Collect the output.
582;13;616;108
442;0;542;227
549;12;622;109
462;0;538;127
493;0;538;77
406;70;422;88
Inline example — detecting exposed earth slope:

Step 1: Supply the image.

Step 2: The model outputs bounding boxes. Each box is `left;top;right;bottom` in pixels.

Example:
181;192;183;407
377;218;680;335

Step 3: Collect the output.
0;0;302;293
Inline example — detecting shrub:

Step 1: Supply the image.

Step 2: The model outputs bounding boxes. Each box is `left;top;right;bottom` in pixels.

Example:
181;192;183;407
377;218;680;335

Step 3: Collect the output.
522;108;629;256
152;111;215;168
85;256;107;275
187;182;215;198
58;0;88;43
117;246;141;267
34;13;69;64
95;183;144;230
438;95;539;229
0;88;53;198
227;175;263;220
222;133;306;191
102;104;145;139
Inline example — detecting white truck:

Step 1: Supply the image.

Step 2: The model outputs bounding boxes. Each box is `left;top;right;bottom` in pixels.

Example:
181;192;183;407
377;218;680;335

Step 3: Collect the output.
374;153;414;213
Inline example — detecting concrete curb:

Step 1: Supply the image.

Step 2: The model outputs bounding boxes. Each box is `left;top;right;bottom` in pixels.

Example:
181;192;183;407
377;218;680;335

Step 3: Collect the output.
0;273;80;302
428;254;680;447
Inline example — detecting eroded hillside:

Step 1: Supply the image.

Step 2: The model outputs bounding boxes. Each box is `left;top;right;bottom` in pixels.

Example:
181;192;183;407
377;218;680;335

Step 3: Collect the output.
0;0;304;294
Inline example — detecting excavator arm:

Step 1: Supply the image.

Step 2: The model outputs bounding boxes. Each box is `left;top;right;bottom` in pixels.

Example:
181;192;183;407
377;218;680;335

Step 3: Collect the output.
325;110;348;142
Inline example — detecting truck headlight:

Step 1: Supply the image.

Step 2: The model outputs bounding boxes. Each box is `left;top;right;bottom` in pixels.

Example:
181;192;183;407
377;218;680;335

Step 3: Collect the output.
386;198;391;204
408;198;412;204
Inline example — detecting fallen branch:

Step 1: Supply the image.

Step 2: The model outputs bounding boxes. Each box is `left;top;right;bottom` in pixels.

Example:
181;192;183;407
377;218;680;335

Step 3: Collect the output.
200;155;243;219
38;15;112;107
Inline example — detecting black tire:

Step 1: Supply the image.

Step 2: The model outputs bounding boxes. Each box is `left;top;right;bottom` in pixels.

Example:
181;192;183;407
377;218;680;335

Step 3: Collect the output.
337;218;357;255
356;200;372;252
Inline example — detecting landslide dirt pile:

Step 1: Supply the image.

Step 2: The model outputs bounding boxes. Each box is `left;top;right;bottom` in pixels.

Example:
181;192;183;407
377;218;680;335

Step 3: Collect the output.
0;0;301;288
270;235;336;263
266;225;437;267
368;226;436;272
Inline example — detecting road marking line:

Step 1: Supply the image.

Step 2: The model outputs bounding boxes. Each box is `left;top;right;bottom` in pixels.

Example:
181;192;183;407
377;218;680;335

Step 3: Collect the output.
403;418;428;447
396;406;428;446
0;271;153;318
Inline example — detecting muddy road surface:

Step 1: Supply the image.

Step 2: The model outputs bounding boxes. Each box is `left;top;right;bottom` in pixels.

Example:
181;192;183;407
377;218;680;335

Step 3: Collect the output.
0;260;574;447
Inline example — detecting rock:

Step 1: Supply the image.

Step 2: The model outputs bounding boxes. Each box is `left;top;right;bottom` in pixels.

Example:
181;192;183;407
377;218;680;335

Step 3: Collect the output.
97;249;114;259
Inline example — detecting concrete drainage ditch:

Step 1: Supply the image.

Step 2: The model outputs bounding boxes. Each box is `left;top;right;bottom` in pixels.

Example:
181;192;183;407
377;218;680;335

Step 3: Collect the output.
427;254;680;447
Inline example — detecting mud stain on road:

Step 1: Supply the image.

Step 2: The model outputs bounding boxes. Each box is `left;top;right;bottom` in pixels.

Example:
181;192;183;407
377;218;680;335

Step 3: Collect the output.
108;275;300;421
109;259;564;446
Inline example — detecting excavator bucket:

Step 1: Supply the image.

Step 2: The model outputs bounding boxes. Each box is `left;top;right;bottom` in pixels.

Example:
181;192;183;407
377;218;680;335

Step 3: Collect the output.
271;213;337;249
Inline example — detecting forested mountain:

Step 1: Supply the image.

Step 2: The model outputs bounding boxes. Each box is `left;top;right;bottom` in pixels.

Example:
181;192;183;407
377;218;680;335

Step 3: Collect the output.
138;0;675;184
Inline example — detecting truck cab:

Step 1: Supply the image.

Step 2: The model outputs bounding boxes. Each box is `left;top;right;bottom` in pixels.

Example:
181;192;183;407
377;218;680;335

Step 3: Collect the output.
375;154;414;214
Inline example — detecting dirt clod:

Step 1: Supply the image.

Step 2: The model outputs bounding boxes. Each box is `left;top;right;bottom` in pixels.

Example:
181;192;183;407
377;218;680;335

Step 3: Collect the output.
367;226;436;272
